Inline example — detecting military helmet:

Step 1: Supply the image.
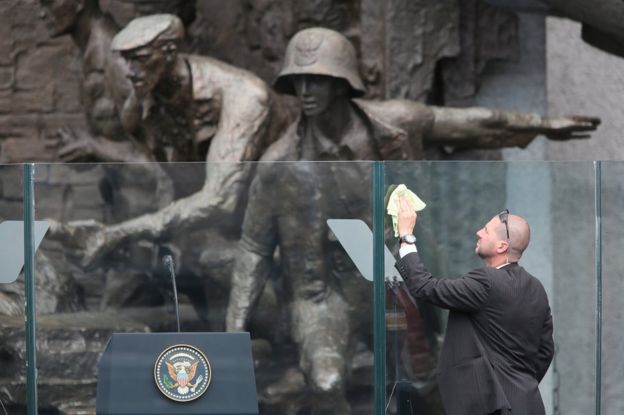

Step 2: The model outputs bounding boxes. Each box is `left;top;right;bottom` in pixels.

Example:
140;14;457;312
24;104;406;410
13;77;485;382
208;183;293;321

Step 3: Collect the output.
111;14;184;52
274;27;365;97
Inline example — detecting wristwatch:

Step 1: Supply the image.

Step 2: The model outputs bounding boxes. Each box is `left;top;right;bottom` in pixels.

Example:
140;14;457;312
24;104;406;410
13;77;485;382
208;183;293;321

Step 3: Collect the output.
399;234;417;244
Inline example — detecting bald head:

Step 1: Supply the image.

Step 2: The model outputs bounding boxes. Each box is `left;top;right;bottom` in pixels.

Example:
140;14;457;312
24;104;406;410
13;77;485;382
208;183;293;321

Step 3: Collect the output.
506;214;530;261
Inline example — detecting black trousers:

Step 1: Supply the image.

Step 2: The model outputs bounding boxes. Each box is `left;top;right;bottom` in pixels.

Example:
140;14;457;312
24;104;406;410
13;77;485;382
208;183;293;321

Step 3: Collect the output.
489;410;512;415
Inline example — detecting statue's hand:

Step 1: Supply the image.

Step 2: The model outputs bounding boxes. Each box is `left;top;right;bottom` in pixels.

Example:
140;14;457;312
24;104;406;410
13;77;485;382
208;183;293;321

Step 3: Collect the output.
47;127;98;162
128;85;149;103
50;219;111;269
80;224;114;269
58;133;98;162
121;91;148;134
544;116;601;140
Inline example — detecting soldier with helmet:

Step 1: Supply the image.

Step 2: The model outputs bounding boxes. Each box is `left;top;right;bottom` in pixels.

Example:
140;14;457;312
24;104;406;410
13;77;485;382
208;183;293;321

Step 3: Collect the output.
261;27;599;163
225;27;599;414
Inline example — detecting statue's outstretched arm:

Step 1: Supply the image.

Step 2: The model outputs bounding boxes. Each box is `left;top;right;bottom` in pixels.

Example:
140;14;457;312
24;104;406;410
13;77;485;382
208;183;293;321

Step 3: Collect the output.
426;106;600;148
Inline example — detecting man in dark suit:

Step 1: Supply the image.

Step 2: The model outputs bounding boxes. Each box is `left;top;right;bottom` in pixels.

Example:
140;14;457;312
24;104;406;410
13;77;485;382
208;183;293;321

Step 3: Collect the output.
395;198;554;415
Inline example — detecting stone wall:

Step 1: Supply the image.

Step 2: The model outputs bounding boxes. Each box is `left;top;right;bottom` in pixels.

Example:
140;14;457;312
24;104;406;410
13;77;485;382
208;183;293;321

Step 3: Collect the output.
0;0;85;163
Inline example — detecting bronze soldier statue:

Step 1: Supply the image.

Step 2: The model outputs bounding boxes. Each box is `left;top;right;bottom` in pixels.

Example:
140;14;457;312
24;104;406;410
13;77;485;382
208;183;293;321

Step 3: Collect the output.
225;27;600;414
255;27;599;163
54;14;292;318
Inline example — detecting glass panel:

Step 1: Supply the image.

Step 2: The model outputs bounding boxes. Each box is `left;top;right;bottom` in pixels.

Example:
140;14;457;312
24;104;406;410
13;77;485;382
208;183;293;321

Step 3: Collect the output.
600;161;624;415
28;161;374;414
0;165;24;222
382;161;597;415
0;164;25;283
0;164;26;412
548;162;596;415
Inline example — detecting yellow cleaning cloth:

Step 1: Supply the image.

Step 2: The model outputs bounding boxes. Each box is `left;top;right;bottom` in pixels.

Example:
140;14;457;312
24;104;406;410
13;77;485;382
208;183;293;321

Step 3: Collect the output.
386;184;426;237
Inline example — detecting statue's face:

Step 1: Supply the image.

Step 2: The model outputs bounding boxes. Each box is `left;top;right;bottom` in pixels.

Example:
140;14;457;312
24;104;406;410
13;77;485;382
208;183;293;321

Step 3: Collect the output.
291;74;346;117
121;44;170;97
39;0;82;37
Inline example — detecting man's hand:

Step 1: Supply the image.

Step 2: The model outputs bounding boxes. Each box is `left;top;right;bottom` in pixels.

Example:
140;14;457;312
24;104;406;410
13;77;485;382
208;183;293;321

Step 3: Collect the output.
397;196;417;237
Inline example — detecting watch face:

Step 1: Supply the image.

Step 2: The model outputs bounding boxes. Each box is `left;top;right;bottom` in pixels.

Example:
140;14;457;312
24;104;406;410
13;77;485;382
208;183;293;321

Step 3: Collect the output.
402;234;416;244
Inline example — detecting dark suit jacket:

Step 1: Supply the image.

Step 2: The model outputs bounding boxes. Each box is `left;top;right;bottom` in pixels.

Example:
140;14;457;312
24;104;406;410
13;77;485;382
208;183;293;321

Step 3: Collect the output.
395;252;554;415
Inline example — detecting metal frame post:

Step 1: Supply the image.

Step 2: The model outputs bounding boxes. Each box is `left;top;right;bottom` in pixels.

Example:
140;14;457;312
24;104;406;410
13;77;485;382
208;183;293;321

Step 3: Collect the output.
23;163;38;415
594;161;602;415
372;161;386;414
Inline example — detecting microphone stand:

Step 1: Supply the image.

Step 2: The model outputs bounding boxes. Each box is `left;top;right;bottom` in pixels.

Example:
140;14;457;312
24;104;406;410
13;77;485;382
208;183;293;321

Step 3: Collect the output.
162;255;181;333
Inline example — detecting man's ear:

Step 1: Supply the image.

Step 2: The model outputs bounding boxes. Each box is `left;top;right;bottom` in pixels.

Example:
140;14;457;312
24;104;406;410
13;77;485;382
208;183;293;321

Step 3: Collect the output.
496;240;509;254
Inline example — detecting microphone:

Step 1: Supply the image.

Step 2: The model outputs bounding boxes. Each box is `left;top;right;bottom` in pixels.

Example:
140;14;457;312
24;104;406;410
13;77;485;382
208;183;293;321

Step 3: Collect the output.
162;254;181;332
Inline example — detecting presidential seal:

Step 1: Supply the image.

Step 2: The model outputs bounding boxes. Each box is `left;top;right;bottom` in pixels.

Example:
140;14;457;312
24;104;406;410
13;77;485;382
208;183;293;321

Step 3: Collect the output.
154;344;211;402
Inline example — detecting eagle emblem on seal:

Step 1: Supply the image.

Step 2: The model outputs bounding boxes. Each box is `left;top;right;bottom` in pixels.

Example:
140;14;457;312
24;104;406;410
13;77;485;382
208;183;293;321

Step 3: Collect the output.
154;344;211;402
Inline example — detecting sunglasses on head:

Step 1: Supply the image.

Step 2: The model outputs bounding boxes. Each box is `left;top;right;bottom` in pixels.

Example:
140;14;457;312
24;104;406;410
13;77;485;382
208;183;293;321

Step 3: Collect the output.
498;209;510;240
